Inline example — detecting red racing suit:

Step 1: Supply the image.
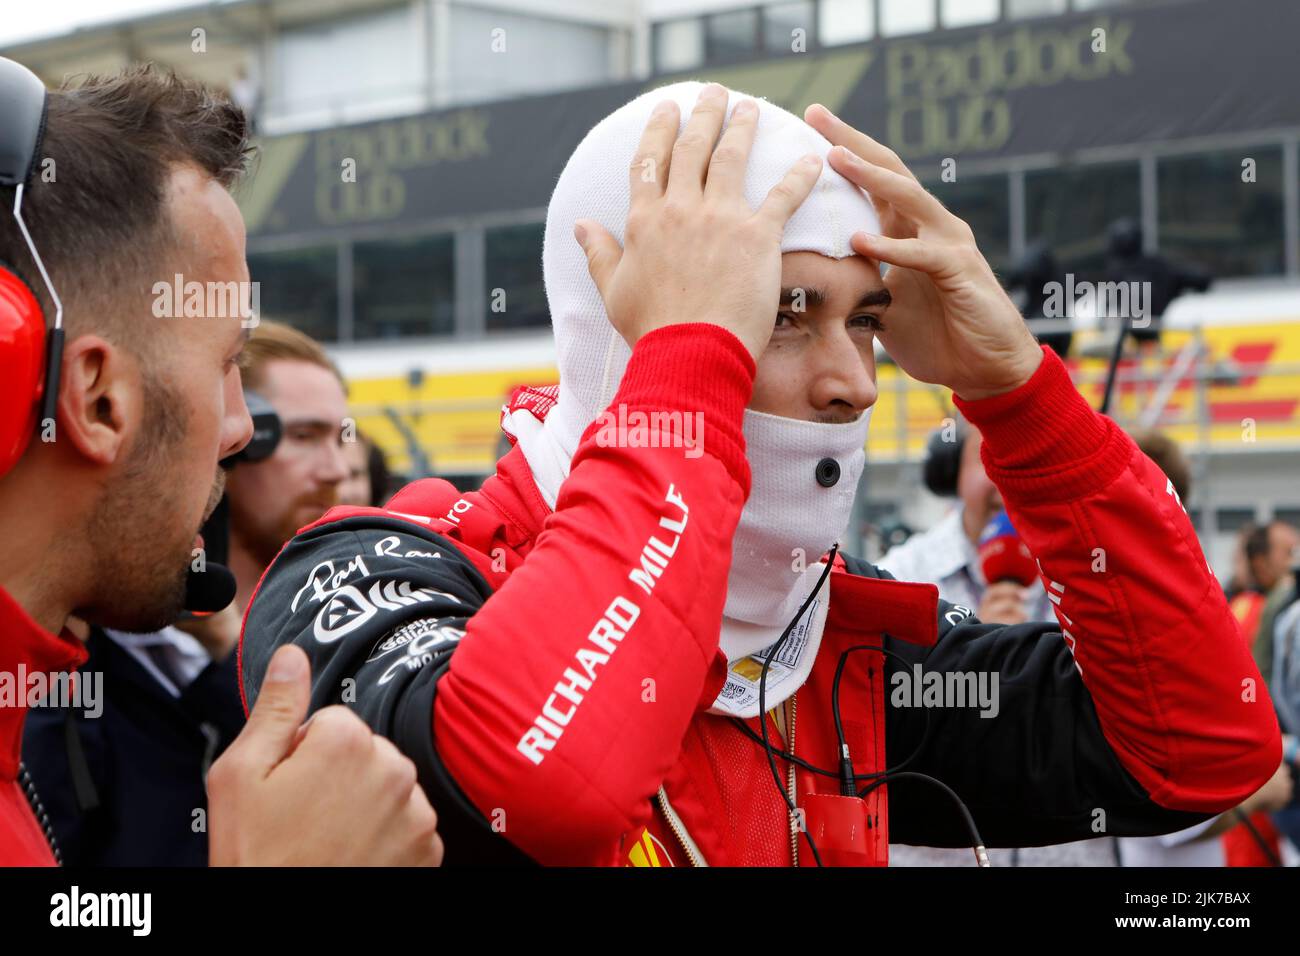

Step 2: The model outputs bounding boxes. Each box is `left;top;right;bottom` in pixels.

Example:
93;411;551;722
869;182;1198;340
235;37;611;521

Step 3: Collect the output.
0;586;87;865
238;324;1282;866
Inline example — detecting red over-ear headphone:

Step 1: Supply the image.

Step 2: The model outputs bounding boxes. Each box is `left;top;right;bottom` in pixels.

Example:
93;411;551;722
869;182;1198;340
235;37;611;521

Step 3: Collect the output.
0;266;46;474
0;56;62;480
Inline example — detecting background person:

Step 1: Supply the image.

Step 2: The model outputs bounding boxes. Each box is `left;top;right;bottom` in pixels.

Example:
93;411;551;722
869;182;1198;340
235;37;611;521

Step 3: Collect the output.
225;321;352;614
0;61;441;866
879;420;1052;627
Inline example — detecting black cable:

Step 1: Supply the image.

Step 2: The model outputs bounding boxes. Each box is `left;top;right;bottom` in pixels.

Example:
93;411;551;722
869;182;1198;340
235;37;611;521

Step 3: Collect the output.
741;568;985;866
1230;807;1284;867
756;545;837;868
859;770;990;867
732;641;936;778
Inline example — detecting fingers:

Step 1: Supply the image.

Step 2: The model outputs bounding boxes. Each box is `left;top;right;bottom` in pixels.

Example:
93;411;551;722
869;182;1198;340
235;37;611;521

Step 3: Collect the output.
704;98;758;200
574;219;622;300
666;84;729;200
629;99;680;206
229;645;311;777
754;153;823;231
366;733;443;866
851;232;938;273
805;103;917;183
830;146;951;233
400;786;444;867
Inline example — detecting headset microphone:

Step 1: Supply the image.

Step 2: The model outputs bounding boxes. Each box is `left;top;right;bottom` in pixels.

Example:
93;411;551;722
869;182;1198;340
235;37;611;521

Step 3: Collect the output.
181;393;281;616
183;562;237;614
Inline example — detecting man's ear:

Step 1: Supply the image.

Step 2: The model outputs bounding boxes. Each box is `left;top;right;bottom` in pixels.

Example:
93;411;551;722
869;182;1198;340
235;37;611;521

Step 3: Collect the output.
54;335;141;467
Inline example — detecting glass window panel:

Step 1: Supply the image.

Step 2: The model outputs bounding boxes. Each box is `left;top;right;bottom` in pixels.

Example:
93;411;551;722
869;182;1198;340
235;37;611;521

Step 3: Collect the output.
272;7;424;128
1274;508;1300;528
353;234;456;340
449;6;612;104
1157;146;1285;278
1006;0;1067;17
881;0;935;36
940;0;999;28
484;223;548;332
819;0;875;45
654;17;705;73
1216;508;1258;533
1025;161;1141;277
925;173;1011;270
707;9;761;61
247;246;339;343
764;1;816;53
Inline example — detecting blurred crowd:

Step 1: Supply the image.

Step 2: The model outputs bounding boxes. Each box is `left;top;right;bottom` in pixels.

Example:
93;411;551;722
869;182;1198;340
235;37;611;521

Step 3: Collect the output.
878;416;1300;867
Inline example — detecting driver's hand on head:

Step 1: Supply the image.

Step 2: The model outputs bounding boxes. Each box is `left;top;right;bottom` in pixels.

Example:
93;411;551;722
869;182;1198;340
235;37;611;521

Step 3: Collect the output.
805;104;1043;401
575;84;824;363
206;645;444;866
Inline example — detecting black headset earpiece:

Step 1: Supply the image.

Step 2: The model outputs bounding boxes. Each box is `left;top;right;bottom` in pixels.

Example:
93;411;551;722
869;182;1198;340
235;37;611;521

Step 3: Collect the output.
922;426;966;498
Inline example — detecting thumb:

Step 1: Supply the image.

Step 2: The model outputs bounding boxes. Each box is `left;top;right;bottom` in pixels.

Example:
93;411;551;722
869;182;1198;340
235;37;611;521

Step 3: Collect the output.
574;219;621;300
232;644;312;776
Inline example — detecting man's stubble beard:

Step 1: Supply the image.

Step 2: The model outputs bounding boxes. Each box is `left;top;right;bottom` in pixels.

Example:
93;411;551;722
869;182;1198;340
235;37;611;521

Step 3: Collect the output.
80;369;212;633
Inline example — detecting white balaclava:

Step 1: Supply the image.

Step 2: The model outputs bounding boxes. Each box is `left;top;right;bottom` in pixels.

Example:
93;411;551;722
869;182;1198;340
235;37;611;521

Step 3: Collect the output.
511;81;881;716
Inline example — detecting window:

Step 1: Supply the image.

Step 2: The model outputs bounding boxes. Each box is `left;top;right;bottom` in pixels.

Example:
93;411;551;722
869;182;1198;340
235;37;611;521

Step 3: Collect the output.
271;7;424;130
707;8;761;61
1274;508;1300;528
485;223;548;332
654;17;705;73
1025;162;1141;277
764;1;816;54
925;173;1011;270
819;0;874;45
1215;508;1258;533
247;246;339;343
1006;0;1067;17
940;0;999;28
353;235;455;340
1157;146;1285;278
881;0;935;36
448;6;613;104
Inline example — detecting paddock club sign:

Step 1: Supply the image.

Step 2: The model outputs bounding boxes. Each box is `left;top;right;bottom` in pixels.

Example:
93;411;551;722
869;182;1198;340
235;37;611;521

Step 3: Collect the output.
239;0;1300;238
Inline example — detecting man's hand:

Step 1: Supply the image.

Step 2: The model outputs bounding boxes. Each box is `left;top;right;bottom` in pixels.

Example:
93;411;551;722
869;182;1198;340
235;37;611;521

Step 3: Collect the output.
576;84;823;362
976;581;1029;626
805;104;1043;401
207;645;444;866
174;600;242;662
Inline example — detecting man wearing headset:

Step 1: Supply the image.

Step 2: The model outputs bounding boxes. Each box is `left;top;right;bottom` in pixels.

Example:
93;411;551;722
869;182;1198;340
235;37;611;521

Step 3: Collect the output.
880;421;1052;627
240;84;1282;866
0;61;442;865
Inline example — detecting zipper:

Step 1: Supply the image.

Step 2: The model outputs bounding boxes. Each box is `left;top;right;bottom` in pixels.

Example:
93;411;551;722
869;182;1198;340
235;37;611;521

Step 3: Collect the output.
787;693;799;867
18;761;62;866
655;785;707;867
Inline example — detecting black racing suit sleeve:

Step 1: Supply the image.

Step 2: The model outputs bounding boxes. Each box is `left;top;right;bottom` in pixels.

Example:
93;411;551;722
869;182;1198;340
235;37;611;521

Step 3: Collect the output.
840;556;1212;848
239;515;533;865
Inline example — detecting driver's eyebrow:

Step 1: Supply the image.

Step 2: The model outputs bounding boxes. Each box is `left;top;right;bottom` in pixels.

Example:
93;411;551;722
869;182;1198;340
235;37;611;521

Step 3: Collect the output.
779;286;826;307
854;289;892;310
